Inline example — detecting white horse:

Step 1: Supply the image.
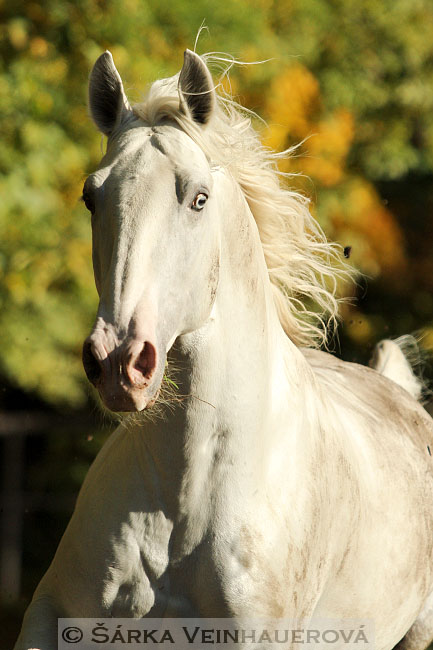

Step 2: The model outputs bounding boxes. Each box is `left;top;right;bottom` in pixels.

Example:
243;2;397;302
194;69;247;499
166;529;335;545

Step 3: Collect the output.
15;50;433;650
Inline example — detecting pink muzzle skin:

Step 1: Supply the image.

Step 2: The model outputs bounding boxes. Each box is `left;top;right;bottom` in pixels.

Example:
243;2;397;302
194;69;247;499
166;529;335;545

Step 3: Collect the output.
82;337;159;412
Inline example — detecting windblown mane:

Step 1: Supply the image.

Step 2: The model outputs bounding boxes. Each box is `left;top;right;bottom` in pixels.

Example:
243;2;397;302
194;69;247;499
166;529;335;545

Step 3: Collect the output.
133;54;354;348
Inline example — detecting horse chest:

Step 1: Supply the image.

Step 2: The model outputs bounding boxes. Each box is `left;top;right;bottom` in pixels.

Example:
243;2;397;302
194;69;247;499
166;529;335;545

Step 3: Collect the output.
105;520;282;617
106;511;326;619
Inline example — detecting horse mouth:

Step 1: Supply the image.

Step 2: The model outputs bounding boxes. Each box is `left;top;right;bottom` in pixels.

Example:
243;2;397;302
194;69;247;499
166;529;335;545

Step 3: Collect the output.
100;386;160;412
82;339;164;413
95;372;164;413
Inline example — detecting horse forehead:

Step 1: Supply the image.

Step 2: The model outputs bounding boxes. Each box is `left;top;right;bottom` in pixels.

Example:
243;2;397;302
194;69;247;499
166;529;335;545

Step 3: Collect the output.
112;125;210;179
150;127;208;164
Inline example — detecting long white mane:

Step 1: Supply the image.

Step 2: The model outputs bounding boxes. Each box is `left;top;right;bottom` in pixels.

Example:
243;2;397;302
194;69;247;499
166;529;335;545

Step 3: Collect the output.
133;54;354;348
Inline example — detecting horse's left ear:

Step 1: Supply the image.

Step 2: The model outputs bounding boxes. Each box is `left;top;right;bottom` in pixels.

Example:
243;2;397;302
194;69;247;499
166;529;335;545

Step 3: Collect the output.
89;51;131;136
179;50;216;125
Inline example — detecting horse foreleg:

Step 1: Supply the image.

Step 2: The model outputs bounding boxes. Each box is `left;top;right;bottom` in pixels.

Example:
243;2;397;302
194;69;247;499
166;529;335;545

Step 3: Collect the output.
393;590;433;650
14;595;59;650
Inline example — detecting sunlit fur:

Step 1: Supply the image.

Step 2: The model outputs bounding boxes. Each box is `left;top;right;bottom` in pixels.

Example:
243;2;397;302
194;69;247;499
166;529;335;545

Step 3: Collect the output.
133;54;355;348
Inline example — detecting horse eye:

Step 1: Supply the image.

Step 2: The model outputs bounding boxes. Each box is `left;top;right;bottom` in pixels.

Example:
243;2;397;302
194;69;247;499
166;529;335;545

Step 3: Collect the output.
191;193;208;211
81;192;95;215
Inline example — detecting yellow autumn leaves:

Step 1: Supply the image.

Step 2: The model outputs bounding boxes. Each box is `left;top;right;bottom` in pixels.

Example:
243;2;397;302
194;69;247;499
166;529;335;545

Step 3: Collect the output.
263;63;406;283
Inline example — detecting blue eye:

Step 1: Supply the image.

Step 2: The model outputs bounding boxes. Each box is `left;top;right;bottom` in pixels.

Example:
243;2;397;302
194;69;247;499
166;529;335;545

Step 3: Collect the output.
191;193;208;211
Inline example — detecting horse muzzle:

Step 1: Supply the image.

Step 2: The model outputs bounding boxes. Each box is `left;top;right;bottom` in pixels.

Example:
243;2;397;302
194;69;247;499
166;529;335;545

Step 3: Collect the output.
82;334;162;412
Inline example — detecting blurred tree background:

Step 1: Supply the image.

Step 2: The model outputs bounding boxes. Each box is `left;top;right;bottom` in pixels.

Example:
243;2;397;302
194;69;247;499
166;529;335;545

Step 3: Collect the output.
0;0;432;645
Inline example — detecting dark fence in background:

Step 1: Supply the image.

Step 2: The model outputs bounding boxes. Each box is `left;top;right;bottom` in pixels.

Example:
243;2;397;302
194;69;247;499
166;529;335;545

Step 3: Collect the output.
0;408;113;649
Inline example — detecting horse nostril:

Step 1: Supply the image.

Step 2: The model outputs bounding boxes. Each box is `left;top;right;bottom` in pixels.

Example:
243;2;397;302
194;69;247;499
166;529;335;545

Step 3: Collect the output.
133;341;157;382
82;341;102;386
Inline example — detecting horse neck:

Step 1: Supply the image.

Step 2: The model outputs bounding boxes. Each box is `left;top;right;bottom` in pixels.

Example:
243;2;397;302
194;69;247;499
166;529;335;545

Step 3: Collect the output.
129;176;313;541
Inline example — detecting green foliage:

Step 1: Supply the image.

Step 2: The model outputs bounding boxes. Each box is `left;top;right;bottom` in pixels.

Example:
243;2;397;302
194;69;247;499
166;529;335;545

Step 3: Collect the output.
268;0;433;180
1;0;432;405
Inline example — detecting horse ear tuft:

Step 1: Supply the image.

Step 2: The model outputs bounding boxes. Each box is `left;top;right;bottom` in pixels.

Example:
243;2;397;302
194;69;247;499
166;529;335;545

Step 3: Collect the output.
89;51;130;136
179;50;215;125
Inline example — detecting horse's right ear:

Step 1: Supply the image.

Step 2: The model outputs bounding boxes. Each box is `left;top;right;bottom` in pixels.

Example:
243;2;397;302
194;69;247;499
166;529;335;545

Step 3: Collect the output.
89;51;131;136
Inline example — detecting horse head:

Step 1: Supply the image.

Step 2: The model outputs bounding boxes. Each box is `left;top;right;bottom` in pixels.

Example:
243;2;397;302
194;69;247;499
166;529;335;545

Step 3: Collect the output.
82;51;221;412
